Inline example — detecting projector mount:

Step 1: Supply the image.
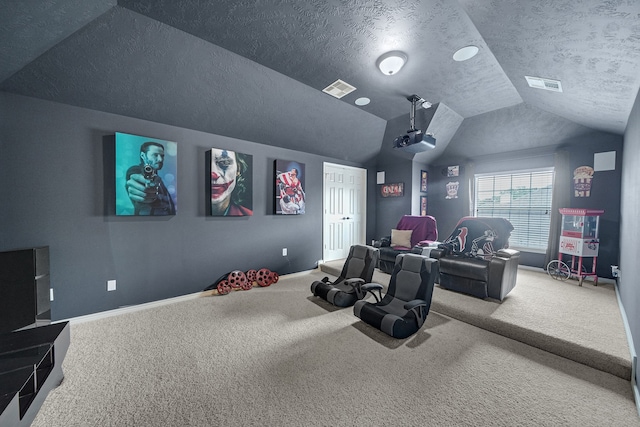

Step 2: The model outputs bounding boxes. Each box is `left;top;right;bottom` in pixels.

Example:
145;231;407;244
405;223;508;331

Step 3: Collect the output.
392;94;436;152
407;94;431;133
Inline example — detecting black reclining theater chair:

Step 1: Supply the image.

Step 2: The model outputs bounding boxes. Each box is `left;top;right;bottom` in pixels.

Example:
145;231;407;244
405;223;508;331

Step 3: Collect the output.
311;244;379;307
353;253;437;339
429;217;520;301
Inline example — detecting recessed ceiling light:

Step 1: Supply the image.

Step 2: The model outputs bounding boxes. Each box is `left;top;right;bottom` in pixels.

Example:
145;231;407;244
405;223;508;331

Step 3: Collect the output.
355;97;370;106
376;51;408;75
453;45;479;62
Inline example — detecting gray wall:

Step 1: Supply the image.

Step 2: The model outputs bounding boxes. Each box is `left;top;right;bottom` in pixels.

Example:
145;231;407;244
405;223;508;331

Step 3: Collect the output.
0;92;363;320
373;160;413;240
426;163;470;240
427;134;623;277
1;88;637;385
372;115;418;240
562;134;623;278
620;88;640;387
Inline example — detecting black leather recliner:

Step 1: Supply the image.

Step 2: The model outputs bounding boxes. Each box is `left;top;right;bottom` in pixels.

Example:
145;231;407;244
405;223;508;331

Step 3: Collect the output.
429;217;520;301
353;253;437;338
311;244;379;307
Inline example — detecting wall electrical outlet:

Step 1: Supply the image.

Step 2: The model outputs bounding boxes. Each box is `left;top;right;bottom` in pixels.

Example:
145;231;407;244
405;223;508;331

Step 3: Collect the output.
282;248;287;256
107;280;117;291
611;265;620;278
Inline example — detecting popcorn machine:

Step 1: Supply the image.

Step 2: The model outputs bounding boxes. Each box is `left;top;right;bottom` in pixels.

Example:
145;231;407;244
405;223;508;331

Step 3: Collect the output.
547;208;604;285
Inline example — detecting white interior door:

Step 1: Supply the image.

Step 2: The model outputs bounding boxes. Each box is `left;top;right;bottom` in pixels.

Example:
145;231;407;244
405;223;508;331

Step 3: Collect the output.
323;163;366;261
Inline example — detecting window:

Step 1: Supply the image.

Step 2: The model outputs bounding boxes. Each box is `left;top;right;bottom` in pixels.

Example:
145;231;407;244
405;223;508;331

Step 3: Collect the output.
474;169;554;252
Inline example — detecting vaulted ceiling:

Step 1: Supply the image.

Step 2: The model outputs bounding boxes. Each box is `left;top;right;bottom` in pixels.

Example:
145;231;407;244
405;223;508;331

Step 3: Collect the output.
2;1;639;164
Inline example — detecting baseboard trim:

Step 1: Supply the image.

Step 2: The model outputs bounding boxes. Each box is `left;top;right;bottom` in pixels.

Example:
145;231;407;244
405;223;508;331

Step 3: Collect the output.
614;279;640;417
518;264;616;284
61;292;204;325
61;269;317;325
633;355;640;418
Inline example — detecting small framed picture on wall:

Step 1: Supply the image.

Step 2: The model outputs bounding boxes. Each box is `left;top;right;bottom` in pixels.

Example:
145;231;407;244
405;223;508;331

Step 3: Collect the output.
275;159;306;214
380;182;404;197
420;196;427;216
420;170;428;192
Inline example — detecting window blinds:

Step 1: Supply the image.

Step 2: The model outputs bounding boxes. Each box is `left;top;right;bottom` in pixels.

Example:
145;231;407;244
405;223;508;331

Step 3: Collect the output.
475;169;554;251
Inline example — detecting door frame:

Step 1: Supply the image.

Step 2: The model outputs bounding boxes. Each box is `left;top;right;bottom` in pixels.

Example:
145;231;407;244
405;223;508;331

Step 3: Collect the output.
322;162;367;262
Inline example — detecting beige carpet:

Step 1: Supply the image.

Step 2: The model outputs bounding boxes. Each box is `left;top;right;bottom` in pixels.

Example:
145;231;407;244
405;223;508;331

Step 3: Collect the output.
320;261;631;379
30;269;639;427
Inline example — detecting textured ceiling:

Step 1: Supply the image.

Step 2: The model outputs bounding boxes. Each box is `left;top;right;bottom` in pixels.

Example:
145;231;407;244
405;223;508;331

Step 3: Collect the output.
0;0;116;82
2;0;639;164
459;0;640;135
118;0;523;121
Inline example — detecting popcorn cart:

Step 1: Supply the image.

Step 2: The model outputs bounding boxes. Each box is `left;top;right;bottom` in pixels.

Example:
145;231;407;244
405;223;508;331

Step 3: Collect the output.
547;208;604;285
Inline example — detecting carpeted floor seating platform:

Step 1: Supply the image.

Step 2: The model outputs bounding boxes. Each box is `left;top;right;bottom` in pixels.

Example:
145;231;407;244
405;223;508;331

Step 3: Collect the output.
320;259;632;380
29;267;639;426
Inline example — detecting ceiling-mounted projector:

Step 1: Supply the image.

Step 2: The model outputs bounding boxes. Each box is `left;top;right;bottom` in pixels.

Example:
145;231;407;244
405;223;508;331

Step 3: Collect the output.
393;95;436;153
393;130;436;153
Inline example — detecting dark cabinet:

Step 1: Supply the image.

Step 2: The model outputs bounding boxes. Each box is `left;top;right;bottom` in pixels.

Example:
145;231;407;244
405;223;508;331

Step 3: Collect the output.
0;322;70;427
0;247;50;334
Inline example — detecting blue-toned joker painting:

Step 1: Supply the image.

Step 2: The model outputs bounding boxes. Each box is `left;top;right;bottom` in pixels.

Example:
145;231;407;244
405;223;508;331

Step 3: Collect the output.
115;132;177;216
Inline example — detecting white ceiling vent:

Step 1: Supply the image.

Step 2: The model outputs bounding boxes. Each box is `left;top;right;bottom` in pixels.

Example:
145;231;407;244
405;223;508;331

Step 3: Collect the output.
322;79;356;99
525;76;563;92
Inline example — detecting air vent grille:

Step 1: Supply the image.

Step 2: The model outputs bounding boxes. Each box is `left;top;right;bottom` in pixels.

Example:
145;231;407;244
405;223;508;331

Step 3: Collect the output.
525;76;563;92
322;79;356;99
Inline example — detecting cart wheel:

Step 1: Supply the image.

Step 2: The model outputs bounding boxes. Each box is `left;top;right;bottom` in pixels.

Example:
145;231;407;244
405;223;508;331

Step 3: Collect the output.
547;260;571;281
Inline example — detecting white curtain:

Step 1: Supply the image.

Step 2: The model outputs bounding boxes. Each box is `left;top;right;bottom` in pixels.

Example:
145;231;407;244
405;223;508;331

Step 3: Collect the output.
464;161;475;217
544;150;570;267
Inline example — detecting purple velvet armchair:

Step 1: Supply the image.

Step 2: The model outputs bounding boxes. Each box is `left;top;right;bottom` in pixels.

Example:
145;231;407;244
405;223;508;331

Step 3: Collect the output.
374;215;438;274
